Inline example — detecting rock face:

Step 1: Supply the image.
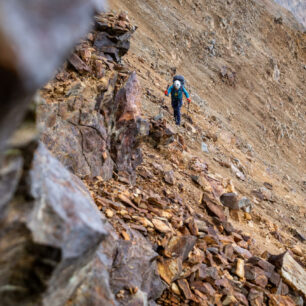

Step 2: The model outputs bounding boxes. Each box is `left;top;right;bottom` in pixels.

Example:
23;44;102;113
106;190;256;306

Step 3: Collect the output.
273;0;306;28
0;0;105;153
38;13;145;183
0;143;111;305
38;72;143;182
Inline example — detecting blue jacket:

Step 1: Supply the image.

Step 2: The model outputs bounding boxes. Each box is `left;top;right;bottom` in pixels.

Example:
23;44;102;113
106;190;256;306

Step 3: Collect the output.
166;85;190;105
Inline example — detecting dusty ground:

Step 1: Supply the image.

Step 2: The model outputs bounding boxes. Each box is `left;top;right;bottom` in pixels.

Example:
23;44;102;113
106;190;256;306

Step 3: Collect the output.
109;0;306;257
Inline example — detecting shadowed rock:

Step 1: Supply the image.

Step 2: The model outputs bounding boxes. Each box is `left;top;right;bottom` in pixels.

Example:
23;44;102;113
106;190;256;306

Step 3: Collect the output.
0;0;106;153
0;143;110;305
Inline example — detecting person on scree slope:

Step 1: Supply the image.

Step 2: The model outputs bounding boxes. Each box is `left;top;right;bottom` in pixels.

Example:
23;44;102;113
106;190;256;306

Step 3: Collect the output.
165;75;191;126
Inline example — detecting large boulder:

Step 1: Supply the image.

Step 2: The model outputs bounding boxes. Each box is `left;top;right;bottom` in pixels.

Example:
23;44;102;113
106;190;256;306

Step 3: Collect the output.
38;71;145;183
0;142;114;305
0;0;106;153
110;230;166;305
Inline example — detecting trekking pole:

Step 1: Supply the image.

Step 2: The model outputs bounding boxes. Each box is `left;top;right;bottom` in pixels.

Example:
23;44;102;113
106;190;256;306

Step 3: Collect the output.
162;85;170;111
187;99;190;116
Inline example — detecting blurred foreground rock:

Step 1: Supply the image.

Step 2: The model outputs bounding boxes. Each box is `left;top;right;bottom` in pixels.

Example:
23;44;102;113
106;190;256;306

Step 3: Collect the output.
0;0;105;153
0;143;111;305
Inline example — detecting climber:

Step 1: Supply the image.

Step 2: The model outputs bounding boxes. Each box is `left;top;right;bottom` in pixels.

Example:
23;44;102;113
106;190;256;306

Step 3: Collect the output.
165;75;191;126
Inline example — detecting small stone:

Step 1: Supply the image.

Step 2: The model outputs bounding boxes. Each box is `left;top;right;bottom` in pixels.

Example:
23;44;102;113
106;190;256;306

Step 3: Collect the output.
171;283;181;296
68;53;91;74
235;258;245;279
177;279;193;300
201;142;209;153
195;219;208;232
105;209;114;218
222;295;237;305
220;193;239;210
245;265;268;288
164;236;197;261
231;164;245;181
238;197;253;212
164;170;175;185
269;294;296;306
189;158;208;172
244;212;252;220
233;245;252;259
158;258;182;285
203;194;226;222
248;288;264;305
204;234;220;246
230;210;243;222
198;266;218;281
152;218;172;233
291;246;303;257
121;230;130;241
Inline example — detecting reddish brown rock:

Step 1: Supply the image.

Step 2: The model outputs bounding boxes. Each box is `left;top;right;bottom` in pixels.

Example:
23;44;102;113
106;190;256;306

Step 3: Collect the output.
202;194;226;222
149;119;175;147
164;236;197;261
68;53;91;74
187;218;199;236
234;291;249;305
220;192;239;210
111;230;165;304
245;265;268;288
268;294;296;306
147;194;168;209
164;170;175;185
248;256;275;278
157;257;183;285
198;265;219;281
0;143;111;305
177;279;193;300
233;245;253;259
248;288;264;305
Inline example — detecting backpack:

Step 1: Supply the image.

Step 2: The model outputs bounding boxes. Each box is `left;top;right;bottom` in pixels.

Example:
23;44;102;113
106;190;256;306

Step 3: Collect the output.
173;75;185;87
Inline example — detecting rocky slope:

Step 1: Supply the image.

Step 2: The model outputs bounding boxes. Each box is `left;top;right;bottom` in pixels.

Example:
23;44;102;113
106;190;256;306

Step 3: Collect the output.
274;0;306;28
39;9;305;305
0;0;305;305
110;0;306;255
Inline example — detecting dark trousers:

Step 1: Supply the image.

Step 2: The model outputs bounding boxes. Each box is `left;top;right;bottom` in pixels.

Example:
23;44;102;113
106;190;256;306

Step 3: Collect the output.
172;100;182;125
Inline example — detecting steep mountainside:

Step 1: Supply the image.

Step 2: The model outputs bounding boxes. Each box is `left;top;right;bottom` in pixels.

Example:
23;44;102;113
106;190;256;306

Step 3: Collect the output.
1;0;305;305
274;0;306;28
109;0;306;247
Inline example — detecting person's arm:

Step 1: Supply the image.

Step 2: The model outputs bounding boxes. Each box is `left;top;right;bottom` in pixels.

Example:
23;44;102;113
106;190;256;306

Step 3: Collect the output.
165;85;173;96
182;87;190;99
183;87;191;103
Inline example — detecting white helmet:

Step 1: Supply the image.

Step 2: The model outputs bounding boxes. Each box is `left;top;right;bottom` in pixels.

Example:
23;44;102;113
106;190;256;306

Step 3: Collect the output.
174;80;181;90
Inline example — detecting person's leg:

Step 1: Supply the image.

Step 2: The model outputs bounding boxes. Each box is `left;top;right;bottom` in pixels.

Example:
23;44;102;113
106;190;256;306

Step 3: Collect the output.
173;106;178;124
172;101;177;123
176;106;181;125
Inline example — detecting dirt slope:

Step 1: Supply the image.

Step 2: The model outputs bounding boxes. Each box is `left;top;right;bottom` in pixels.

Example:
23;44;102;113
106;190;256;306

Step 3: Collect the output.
108;0;305;253
274;0;306;28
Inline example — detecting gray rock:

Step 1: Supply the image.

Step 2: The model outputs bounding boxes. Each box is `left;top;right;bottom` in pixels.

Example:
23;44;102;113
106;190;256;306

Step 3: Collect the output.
164;170;175;185
0;0;106;153
238;197;253;213
0;143;110;305
220;193;239;210
201;142;209;153
164;236;197;261
110;230;166;305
